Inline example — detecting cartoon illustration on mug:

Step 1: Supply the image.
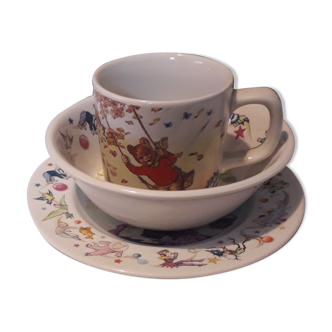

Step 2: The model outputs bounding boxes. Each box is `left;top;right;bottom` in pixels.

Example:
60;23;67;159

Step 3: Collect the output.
122;137;194;190
94;90;196;190
93;89;279;191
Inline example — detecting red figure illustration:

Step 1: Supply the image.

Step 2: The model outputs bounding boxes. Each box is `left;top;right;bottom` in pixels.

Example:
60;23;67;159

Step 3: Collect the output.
122;137;194;190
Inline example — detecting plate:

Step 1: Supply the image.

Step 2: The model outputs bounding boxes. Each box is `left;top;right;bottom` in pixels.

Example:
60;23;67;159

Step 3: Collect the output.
28;160;304;278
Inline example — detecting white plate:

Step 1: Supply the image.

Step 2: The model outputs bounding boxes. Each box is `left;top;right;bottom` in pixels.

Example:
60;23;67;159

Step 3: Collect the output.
28;160;304;278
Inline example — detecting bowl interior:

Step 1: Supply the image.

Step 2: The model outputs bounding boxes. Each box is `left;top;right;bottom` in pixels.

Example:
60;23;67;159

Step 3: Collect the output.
52;98;291;189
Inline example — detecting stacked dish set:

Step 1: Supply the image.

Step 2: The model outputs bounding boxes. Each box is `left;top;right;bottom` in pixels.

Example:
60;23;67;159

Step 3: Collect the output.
28;53;304;278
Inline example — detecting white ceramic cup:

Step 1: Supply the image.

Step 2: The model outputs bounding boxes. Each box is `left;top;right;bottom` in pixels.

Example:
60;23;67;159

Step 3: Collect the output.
92;53;283;190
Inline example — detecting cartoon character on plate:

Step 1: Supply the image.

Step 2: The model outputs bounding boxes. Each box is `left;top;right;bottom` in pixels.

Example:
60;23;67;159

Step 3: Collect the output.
43;167;69;184
34;190;55;205
157;249;206;268
206;237;249;260
85;241;128;257
42;195;73;220
55;217;81;240
79;227;95;239
122;137;194;190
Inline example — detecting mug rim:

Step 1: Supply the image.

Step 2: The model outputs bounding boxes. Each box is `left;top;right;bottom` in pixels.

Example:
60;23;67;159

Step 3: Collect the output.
92;52;234;105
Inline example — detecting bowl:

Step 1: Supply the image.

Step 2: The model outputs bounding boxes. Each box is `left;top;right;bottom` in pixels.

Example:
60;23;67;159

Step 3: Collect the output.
45;96;295;230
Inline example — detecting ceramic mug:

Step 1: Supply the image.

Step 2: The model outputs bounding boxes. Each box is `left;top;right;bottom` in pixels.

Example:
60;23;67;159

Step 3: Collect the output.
92;53;283;190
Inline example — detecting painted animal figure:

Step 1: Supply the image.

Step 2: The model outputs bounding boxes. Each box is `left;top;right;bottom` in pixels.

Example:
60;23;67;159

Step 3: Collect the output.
207;237;249;260
43;167;68;184
78;111;97;134
122;137;194;190
84;241;128;257
79;227;95;239
221;237;249;260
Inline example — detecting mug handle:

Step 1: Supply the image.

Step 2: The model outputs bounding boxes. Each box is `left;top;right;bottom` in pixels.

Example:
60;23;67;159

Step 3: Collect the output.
221;87;283;173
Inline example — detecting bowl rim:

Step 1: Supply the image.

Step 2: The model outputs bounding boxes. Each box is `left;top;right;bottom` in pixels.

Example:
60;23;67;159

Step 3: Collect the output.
45;96;295;199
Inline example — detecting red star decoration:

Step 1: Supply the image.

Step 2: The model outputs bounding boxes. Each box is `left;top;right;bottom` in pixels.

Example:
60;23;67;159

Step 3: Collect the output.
74;244;80;247
47;163;53;166
114;259;122;263
234;126;246;139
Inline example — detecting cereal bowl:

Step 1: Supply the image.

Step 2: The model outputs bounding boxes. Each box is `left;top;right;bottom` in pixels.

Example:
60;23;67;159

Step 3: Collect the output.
45;96;294;230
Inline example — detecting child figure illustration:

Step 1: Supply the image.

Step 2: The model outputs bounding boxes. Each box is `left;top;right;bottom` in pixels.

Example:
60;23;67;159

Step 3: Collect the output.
122;137;194;190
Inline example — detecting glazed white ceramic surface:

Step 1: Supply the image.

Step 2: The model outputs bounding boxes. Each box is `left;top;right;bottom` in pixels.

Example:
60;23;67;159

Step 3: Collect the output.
45;96;294;230
92;53;284;190
28;162;304;279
